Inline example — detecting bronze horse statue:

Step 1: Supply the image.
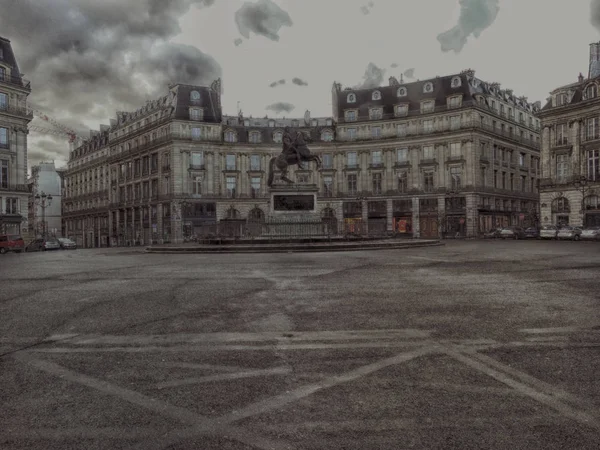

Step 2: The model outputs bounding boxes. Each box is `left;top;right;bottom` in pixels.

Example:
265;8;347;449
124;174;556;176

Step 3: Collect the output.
267;128;322;187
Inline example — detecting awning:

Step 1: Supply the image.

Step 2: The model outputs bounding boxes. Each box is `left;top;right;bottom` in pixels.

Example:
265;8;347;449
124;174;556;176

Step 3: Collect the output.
0;214;25;224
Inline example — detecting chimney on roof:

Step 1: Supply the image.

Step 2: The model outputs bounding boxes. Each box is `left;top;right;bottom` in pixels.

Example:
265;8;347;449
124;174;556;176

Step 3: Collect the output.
578;72;585;83
589;42;600;79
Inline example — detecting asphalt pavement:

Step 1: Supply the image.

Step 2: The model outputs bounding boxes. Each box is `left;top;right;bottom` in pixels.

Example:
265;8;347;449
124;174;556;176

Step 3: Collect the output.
1;240;599;449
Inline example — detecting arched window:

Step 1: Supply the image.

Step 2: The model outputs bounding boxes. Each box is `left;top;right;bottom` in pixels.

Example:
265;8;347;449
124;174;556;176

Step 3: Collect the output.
397;87;407;97
190;90;200;102
551;197;570;213
273;131;283;143
372;90;381;100
347;93;356;103
249;131;261;144
248;208;265;222
321;130;333;141
226;208;240;219
587;84;597;99
423;82;433;93
451;76;461;88
321;207;336;218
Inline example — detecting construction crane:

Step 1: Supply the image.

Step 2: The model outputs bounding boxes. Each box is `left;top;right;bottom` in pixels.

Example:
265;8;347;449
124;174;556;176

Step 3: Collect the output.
26;105;88;151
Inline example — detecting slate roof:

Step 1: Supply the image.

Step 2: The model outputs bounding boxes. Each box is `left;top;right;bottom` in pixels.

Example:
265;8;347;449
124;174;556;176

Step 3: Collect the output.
540;74;600;112
174;84;221;123
0;36;21;73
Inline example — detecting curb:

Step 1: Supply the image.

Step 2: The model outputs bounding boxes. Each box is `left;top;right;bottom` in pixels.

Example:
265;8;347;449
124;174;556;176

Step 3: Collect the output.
145;241;443;254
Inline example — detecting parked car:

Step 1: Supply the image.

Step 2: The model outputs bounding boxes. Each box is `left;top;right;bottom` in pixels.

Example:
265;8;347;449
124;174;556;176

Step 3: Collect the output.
25;238;61;251
0;235;25;254
484;228;502;239
539;225;559;240
58;237;77;249
500;226;526;239
524;227;540;239
581;226;600;241
557;226;582;241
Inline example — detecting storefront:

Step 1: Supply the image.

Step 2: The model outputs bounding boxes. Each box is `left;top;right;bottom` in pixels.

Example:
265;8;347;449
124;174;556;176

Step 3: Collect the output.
392;199;412;236
342;201;364;235
0;214;24;235
419;198;438;238
444;197;466;238
367;201;387;235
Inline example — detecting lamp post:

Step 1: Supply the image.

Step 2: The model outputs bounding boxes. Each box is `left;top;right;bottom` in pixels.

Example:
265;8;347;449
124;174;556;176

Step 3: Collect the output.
180;200;190;242
573;176;589;226
34;191;53;238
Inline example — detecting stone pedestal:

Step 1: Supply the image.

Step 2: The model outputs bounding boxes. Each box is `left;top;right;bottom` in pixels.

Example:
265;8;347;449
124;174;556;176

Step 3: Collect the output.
266;183;327;237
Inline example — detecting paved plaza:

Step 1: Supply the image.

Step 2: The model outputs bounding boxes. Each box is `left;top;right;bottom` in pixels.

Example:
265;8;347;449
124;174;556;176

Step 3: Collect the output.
1;240;599;449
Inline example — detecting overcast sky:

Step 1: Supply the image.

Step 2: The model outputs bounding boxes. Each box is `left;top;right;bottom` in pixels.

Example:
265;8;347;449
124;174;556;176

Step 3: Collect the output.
2;0;600;169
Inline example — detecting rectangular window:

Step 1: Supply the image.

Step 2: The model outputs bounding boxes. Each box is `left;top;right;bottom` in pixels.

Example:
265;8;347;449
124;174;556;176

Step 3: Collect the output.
450;167;462;189
423;145;434;160
226;154;236;170
423;120;433;133
191;127;201;140
251;177;261;198
556;154;569;182
449;142;461;158
190;152;204;169
494;170;498;188
249;132;261;143
422;101;434;113
449;96;461;108
397;148;408;162
519;153;525;166
481;167;486;186
323;175;333;197
371;126;381;138
372;173;382;194
250;154;261;171
190;109;201;120
586;117;599;140
192;176;202;195
423;172;434;192
150;153;158;172
347;152;357;168
226;176;236;197
347;128;357;139
151;179;158;197
510;173;514;190
397;172;408;193
0;159;7;188
450;115;461;130
502;172;507;189
345;110;356;121
371;150;382;166
347;174;357;195
396;123;407;137
521;176;526;192
0;93;7;110
6;198;17;214
322;153;333;169
0;127;8;148
588;150;600;181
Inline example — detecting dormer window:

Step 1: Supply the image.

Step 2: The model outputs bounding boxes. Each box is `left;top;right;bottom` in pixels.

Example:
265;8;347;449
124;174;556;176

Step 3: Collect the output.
372;90;382;100
369;108;383;120
395;104;408;116
249;131;261;144
347;93;356;103
421;100;434;113
556;93;567;106
321;130;333;141
224;130;237;143
423;82;433;93
345;110;357;121
451;76;461;88
397;87;407;97
586;84;597;99
326;118;333;126
189;108;202;120
273;131;283;143
448;96;462;109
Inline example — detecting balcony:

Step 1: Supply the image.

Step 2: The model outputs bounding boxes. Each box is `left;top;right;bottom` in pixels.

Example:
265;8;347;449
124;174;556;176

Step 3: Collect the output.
0;104;33;119
369;163;384;169
0;72;31;90
344;164;359;170
189;164;205;170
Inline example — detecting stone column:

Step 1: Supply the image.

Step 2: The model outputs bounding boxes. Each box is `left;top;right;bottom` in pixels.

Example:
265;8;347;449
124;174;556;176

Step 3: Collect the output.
386;198;393;232
570;120;581;177
412;197;420;238
207;151;214;194
361;199;368;233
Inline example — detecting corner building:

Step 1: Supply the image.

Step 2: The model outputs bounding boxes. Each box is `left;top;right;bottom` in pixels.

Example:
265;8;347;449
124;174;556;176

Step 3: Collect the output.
64;71;542;246
538;42;600;228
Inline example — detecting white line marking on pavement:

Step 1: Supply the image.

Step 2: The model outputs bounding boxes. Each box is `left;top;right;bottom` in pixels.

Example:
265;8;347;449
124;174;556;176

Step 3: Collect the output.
155;367;292;389
1;427;181;440
13;353;294;450
441;346;600;432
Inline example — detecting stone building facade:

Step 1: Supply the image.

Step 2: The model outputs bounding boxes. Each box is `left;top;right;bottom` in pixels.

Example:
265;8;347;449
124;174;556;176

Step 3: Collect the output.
63;71;542;246
0;36;32;237
538;42;600;228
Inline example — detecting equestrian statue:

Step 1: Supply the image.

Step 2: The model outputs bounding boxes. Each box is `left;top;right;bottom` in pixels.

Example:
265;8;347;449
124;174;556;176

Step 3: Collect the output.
267;127;322;187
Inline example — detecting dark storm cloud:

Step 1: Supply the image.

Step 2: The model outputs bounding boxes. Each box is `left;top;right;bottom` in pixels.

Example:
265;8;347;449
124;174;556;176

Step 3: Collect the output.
354;63;385;89
266;102;295;114
403;68;415;79
269;79;286;87
292;77;308;86
437;0;499;53
234;38;244;46
235;0;293;42
0;0;221;166
390;63;398;68
360;1;375;14
592;0;600;30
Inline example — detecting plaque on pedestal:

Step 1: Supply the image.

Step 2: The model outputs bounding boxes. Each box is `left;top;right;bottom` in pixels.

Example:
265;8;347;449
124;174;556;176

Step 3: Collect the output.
269;183;318;216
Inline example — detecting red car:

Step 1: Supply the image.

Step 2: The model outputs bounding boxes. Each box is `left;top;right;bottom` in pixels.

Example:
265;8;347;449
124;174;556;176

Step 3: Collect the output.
0;235;25;254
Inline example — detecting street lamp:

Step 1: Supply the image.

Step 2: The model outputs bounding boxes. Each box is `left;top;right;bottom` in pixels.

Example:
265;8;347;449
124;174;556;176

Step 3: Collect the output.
573;176;589;220
34;191;53;238
180;200;191;242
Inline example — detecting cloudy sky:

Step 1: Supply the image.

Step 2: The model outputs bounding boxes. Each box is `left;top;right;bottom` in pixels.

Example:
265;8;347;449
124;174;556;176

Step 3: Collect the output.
2;0;600;169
